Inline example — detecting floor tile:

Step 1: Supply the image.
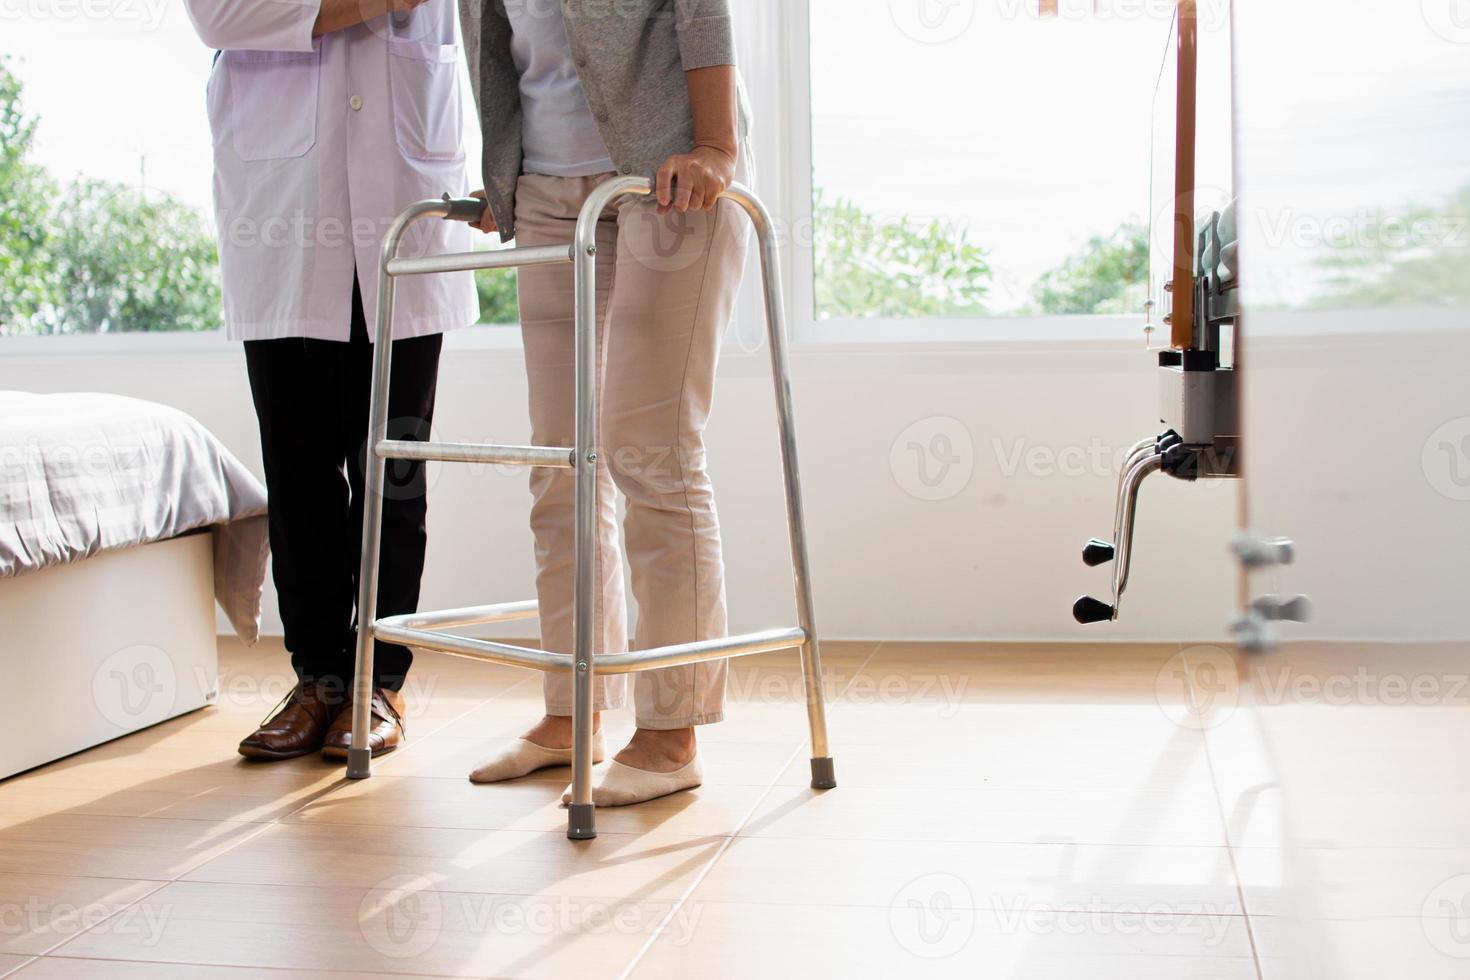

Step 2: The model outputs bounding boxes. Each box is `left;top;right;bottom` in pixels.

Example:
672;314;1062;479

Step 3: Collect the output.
0;814;262;880
0;875;160;956
182;820;723;901
694;836;1242;913
628;901;1257;979
50;880;669;978
743;780;1228;847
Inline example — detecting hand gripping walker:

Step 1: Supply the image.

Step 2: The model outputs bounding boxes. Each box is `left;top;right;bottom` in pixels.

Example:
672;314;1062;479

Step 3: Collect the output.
346;177;836;840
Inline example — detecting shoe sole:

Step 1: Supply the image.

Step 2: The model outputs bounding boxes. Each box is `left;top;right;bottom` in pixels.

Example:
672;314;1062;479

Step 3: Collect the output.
238;744;322;761
320;742;400;761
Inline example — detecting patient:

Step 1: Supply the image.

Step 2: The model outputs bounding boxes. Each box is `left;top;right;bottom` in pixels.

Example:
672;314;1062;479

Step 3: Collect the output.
461;0;750;805
184;0;479;760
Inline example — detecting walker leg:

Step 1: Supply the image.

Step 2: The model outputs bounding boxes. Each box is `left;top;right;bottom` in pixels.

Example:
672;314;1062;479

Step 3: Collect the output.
346;256;400;780
566;195;601;839
747;197;835;790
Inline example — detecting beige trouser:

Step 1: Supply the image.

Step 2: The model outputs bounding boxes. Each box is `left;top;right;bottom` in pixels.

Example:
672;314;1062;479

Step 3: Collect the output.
514;158;750;730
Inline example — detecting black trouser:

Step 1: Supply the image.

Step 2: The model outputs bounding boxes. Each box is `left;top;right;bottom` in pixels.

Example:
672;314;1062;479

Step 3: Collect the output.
244;276;443;694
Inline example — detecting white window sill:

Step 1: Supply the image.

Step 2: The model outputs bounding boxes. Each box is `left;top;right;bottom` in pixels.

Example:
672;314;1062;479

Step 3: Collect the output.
3;307;1443;365
797;314;1157;348
0;315;1159;358
0;325;523;359
0;331;241;358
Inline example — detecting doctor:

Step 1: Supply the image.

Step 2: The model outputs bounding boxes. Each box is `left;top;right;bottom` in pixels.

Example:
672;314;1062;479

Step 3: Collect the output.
185;0;479;761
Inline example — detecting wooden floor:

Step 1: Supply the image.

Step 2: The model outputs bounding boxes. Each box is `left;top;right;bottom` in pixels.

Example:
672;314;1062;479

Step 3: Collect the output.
0;638;1276;978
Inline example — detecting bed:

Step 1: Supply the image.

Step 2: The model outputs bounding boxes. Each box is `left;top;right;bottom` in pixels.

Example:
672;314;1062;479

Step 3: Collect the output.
0;391;269;778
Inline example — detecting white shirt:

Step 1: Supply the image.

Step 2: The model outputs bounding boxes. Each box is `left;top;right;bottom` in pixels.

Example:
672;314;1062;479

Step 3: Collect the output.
504;0;615;178
184;0;480;342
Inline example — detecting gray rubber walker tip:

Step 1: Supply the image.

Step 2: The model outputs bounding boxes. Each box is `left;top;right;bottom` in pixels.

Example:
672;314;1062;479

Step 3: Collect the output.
346;747;373;780
566;802;597;840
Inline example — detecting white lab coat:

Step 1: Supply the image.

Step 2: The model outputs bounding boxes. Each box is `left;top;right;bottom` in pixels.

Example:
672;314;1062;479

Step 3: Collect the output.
185;0;480;341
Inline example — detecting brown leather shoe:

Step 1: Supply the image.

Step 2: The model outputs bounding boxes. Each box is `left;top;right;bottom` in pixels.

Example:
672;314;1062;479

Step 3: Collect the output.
238;679;347;760
321;687;406;760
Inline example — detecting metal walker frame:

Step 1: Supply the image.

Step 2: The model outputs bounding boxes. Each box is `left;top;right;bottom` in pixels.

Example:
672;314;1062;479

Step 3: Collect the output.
346;176;836;840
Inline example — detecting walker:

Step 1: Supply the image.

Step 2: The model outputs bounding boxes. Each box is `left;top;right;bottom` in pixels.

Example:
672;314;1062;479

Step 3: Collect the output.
346;177;836;840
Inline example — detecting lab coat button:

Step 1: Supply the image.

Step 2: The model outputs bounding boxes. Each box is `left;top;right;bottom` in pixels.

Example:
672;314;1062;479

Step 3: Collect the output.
349;95;363;111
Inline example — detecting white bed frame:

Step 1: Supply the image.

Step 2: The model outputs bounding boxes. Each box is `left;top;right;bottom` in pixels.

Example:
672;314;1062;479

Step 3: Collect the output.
0;532;219;779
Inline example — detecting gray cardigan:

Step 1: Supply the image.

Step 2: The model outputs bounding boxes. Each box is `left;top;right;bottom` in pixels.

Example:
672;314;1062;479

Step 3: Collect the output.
458;0;743;241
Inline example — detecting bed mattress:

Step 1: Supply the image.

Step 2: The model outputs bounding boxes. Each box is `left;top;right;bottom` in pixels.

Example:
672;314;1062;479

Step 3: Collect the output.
0;391;270;642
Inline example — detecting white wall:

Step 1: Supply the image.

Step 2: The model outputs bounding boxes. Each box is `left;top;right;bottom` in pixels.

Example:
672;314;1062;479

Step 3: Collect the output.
0;335;1241;643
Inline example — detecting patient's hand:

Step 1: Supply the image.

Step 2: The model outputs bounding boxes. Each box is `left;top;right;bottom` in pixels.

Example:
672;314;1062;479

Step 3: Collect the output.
467;190;497;234
655;146;735;215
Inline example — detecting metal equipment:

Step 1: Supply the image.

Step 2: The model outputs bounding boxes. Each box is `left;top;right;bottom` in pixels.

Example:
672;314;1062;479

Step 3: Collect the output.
346;177;836;839
1073;0;1241;624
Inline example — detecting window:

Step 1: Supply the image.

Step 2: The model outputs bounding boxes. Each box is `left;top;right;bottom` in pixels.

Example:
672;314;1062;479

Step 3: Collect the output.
2;16;221;335
1;12;510;337
802;0;1174;332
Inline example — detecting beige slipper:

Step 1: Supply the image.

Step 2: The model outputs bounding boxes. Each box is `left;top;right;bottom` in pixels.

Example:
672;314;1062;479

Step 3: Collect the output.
468;730;606;784
560;755;704;807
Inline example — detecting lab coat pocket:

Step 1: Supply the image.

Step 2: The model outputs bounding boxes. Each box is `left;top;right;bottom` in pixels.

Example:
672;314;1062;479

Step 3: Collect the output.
225;48;321;161
388;39;464;162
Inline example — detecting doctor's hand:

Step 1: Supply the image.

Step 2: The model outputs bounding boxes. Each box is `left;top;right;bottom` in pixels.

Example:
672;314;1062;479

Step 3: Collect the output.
655;146;735;215
466;190;497;234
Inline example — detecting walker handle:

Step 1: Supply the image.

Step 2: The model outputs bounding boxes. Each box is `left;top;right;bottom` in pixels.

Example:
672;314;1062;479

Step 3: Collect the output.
441;194;488;223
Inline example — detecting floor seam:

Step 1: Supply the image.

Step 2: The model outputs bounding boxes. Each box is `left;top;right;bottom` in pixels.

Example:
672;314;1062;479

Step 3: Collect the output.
1187;647;1267;980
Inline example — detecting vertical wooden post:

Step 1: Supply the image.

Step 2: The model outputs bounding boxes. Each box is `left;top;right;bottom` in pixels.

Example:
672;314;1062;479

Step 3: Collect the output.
1171;0;1198;350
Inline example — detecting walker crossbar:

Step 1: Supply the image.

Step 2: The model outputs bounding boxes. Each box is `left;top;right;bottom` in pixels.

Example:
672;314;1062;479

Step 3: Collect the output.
347;178;836;840
369;624;809;676
385;242;573;277
375;439;574;468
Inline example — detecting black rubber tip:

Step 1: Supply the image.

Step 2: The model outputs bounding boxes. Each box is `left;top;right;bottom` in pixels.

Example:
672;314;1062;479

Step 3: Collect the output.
1073;595;1115;625
1082;538;1116;567
566;803;597;840
810;757;836;790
